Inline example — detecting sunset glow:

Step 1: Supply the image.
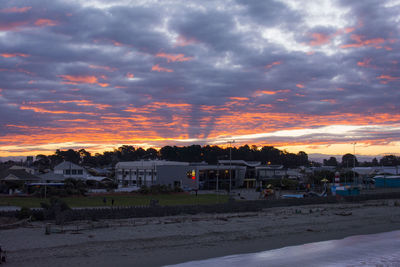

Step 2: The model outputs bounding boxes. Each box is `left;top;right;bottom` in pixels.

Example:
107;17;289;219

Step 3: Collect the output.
0;1;399;158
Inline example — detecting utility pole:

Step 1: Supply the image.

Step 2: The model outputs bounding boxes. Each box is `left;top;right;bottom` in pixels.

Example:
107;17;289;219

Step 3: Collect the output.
228;140;235;193
353;142;356;185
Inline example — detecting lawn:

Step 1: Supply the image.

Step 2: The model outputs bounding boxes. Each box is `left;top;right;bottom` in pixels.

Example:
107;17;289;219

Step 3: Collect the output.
0;193;229;208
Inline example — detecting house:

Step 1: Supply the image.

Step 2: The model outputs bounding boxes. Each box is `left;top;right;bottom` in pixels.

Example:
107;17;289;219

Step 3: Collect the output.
54;161;87;180
0;169;41;194
0;169;40;183
38;172;66;183
9;165;36;175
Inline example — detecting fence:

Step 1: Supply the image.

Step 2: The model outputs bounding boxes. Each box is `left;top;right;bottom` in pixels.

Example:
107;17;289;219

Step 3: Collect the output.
2;191;400;223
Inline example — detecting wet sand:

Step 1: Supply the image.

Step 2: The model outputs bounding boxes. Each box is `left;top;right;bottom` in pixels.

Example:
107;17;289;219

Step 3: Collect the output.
2;199;400;267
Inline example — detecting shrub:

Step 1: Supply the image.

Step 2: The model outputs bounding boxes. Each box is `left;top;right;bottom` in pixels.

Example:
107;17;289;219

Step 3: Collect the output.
41;197;71;221
16;206;32;220
138;185;150;194
173;186;183;193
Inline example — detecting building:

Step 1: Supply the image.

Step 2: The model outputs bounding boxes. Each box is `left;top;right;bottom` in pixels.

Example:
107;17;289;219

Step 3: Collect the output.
9;165;36;175
219;160;260;188
256;165;285;180
38;172;66;183
54;161;87;180
0;169;41;194
157;163;246;191
374;175;400;188
115;160;248;190
115;160;189;188
0;169;40;183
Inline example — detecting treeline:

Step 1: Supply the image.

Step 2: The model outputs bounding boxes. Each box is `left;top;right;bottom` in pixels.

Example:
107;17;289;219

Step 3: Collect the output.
323;154;400;168
29;144;309;170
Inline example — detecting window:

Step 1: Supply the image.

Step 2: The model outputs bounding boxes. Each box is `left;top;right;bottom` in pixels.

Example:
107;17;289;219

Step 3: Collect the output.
78;170;83;175
72;169;77;175
65;169;71;175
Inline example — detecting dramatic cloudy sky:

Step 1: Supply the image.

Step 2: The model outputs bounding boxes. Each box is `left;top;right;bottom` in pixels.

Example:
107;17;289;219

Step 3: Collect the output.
0;0;399;157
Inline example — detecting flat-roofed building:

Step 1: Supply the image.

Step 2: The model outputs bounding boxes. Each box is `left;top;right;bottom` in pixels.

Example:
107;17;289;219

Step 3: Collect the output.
115;160;189;188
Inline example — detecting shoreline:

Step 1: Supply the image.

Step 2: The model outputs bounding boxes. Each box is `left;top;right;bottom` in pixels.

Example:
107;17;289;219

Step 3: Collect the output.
2;199;400;266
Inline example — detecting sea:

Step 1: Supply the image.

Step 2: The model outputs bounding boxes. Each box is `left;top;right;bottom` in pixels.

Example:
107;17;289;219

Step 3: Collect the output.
167;230;400;267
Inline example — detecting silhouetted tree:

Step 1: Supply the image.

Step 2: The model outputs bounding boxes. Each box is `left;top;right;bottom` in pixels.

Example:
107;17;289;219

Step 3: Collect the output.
341;153;358;168
323;157;338;166
380;155;400;166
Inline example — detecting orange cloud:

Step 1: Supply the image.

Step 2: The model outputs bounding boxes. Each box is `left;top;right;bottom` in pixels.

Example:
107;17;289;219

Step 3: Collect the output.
259;90;276;95
175;35;197;47
265;61;282;69
344;27;355;34
1;53;29;58
229;97;249;101
58;75;109;87
89;65;116;72
0;21;30;31
0;7;31;13
34;19;58;27
357;58;371;67
19;106;97;115
296;84;305;88
151;102;191;109
341;34;385;49
126;72;134;79
151;64;173;73
112;40;123;47
377;75;399;84
155;53;193;62
309;33;331;46
2;107;400;157
254;89;290;97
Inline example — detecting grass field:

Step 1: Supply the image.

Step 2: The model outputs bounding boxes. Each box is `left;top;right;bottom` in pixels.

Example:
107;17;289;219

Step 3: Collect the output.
0;193;229;208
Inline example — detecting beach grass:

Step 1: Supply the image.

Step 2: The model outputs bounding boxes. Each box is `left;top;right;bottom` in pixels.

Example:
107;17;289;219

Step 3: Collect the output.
0;193;229;208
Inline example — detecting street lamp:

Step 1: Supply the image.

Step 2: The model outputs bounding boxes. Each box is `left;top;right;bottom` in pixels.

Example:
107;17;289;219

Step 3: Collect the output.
228;140;235;193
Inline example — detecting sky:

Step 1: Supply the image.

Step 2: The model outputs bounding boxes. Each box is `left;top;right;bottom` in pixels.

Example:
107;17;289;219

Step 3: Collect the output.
0;0;399;158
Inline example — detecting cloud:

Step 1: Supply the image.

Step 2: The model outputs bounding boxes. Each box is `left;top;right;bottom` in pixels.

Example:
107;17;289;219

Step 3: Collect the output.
58;75;109;87
0;53;29;58
34;19;58;27
155;53;193;62
151;64;173;72
309;33;331;46
0;7;31;13
0;0;399;157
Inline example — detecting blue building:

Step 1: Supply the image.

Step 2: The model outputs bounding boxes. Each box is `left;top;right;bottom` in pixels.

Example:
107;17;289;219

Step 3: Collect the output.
374;175;400;188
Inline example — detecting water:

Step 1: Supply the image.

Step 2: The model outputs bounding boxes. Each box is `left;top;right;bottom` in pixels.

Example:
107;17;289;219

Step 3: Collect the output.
167;230;400;267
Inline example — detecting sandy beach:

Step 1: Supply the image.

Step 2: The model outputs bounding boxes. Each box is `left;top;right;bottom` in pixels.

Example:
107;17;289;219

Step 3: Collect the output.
2;199;400;267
